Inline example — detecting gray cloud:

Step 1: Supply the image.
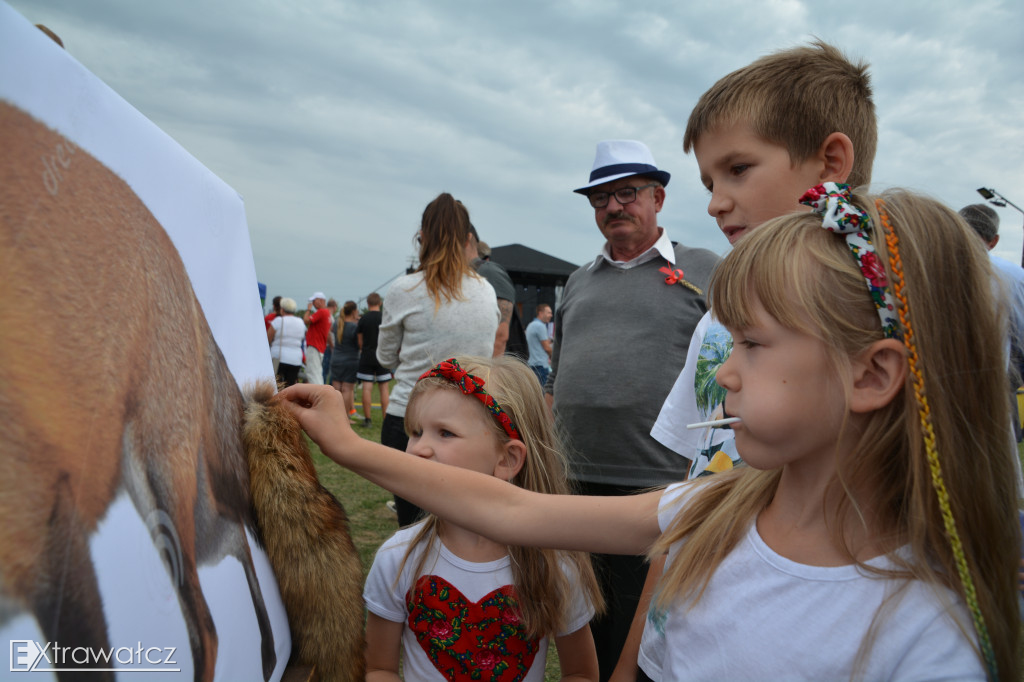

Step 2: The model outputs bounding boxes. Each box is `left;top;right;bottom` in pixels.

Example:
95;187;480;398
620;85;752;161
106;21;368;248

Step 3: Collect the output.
10;0;1024;303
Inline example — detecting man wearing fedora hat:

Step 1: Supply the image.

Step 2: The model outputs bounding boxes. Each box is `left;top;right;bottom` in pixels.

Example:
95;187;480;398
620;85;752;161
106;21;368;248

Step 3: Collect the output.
303;291;332;385
545;140;720;679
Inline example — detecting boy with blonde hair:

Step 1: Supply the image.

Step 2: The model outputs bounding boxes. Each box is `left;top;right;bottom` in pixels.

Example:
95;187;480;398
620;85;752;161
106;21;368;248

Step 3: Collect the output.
617;41;878;682
650;40;876;481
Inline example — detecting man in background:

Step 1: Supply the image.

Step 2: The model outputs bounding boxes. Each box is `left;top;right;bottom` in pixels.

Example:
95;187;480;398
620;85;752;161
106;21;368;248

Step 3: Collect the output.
356;292;391;428
525;303;553;385
466;225;516;357
960;203;1024;441
546;140;719;678
303;292;331;385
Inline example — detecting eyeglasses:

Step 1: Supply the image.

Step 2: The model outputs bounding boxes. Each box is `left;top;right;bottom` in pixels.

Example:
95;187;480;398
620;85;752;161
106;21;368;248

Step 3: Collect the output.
587;183;658;209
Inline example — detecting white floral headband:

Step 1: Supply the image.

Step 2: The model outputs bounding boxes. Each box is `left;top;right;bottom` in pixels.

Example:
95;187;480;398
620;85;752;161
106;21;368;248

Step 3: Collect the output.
800;182;902;340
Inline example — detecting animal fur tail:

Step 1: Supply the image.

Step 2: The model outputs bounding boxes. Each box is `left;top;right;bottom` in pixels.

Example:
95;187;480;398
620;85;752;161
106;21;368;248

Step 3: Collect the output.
242;381;366;682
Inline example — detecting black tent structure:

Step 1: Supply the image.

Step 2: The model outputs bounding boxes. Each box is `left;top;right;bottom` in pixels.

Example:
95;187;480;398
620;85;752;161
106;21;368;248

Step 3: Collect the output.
487;243;578;317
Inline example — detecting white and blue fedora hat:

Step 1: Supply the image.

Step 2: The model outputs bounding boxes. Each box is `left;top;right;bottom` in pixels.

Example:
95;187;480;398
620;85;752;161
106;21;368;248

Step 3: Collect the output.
573;140;671;194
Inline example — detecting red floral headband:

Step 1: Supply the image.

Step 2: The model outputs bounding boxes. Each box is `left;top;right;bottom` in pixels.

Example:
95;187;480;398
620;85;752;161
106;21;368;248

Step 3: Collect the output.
418;358;521;441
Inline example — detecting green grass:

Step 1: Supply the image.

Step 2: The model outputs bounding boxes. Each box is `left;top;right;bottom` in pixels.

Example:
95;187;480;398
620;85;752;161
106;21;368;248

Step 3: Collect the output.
308;382;563;680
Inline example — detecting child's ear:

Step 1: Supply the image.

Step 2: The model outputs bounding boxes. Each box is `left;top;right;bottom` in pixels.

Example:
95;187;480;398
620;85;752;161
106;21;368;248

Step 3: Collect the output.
817;132;855;184
494;440;527;482
849;338;907;413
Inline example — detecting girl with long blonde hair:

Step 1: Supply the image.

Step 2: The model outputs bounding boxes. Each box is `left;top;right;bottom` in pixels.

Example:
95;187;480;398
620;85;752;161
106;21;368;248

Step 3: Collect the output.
362;356;603;680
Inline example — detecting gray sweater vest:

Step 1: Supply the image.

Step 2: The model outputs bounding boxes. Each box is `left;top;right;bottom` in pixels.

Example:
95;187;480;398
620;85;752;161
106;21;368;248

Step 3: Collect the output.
549;243;720;487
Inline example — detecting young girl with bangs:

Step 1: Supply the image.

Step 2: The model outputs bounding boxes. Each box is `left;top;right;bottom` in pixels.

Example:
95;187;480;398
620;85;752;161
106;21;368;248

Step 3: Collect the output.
281;184;1019;681
360;355;603;681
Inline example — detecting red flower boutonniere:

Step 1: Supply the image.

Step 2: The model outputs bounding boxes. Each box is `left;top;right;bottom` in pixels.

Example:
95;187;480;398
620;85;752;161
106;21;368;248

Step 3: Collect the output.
659;262;703;295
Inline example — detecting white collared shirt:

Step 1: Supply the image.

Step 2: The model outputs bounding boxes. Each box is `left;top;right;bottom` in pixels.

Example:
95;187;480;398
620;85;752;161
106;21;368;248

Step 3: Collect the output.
588;227;675;271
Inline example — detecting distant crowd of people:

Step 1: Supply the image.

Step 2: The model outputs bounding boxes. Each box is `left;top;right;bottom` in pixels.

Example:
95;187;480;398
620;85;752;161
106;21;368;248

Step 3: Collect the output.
263;291;397;428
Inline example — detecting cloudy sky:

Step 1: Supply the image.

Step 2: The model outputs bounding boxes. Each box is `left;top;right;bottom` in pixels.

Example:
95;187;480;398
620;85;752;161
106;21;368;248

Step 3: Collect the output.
8;0;1024;308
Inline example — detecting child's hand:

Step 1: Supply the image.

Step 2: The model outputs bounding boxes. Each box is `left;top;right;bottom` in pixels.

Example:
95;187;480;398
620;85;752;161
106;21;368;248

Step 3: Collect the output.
277;384;358;454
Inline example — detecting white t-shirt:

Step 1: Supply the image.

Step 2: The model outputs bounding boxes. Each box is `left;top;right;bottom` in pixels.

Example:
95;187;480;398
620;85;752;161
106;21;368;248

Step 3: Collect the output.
364;522;595;682
638;483;984;681
270;314;306;365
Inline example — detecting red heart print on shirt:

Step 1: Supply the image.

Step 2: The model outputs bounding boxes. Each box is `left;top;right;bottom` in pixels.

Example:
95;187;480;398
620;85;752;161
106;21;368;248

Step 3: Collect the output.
407;575;539;681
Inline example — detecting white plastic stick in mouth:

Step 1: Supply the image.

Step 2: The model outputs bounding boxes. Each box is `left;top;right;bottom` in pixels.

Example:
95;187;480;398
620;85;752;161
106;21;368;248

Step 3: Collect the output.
686;417;741;430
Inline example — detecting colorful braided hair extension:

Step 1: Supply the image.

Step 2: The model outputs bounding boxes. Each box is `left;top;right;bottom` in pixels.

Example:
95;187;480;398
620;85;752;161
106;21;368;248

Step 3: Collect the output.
418;358;520;441
876;198;998;680
802;183;997;677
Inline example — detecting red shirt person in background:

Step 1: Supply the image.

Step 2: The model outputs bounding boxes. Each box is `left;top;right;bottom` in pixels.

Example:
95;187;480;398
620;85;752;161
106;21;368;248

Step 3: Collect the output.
303;292;332;384
264;295;281;331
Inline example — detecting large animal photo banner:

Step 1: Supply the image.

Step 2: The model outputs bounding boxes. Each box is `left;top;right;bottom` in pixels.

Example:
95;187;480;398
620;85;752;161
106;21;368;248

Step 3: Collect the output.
0;3;290;680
